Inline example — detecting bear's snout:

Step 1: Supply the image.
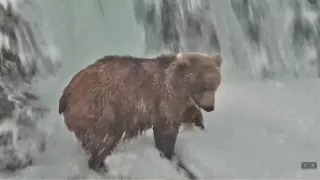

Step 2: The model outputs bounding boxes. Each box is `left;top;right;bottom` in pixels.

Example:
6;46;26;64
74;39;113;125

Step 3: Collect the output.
202;106;214;112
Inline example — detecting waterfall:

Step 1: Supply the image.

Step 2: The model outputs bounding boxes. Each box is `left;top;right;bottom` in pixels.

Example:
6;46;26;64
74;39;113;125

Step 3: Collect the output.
135;0;320;79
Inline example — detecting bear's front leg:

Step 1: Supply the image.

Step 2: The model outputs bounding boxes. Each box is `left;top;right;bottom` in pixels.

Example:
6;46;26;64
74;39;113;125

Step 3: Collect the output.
182;105;205;130
193;107;205;129
153;121;180;160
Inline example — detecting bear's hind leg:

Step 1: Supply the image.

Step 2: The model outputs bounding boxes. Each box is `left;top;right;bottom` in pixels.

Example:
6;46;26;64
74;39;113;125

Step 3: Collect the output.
153;122;180;160
81;130;122;173
88;134;122;173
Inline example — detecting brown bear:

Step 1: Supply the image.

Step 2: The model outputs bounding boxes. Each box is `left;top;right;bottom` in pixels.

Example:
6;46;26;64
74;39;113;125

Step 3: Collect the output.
58;52;222;172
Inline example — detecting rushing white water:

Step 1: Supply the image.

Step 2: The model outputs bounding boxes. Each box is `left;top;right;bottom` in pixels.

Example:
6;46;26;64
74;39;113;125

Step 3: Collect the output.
0;0;320;179
0;0;58;173
136;0;320;79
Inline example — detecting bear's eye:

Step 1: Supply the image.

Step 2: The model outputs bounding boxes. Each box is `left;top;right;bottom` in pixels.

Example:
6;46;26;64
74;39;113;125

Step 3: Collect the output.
203;83;215;91
192;93;204;100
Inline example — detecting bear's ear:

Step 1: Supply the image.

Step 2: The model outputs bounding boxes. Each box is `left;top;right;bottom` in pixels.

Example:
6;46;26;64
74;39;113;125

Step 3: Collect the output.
176;52;222;68
176;52;207;67
175;53;191;67
212;54;222;68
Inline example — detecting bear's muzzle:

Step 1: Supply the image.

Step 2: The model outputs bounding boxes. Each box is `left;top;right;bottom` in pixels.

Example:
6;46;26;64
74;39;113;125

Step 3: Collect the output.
202;106;214;112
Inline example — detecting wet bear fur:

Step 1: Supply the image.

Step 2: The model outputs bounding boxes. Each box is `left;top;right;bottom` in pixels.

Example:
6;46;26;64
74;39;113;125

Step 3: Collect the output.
58;52;222;172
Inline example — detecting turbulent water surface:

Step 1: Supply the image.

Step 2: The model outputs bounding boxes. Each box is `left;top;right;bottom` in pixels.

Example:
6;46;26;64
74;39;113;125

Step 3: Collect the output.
0;0;319;179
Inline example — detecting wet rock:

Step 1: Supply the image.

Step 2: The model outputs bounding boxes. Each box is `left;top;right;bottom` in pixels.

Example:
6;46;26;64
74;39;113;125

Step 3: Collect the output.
16;110;34;127
16;126;32;141
0;131;13;146
0;86;15;121
38;139;46;153
309;0;317;5
23;91;39;101
0;123;47;172
1;151;33;172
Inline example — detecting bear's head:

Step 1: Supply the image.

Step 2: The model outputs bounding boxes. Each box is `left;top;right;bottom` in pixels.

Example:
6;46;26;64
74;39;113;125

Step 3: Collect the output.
176;52;222;112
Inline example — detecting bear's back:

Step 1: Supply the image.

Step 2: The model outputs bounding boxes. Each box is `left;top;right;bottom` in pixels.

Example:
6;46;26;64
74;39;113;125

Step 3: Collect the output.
58;55;176;131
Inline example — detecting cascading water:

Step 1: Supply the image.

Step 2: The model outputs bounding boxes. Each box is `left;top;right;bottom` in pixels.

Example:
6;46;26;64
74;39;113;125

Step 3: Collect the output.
0;0;319;179
135;0;320;79
0;0;58;172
